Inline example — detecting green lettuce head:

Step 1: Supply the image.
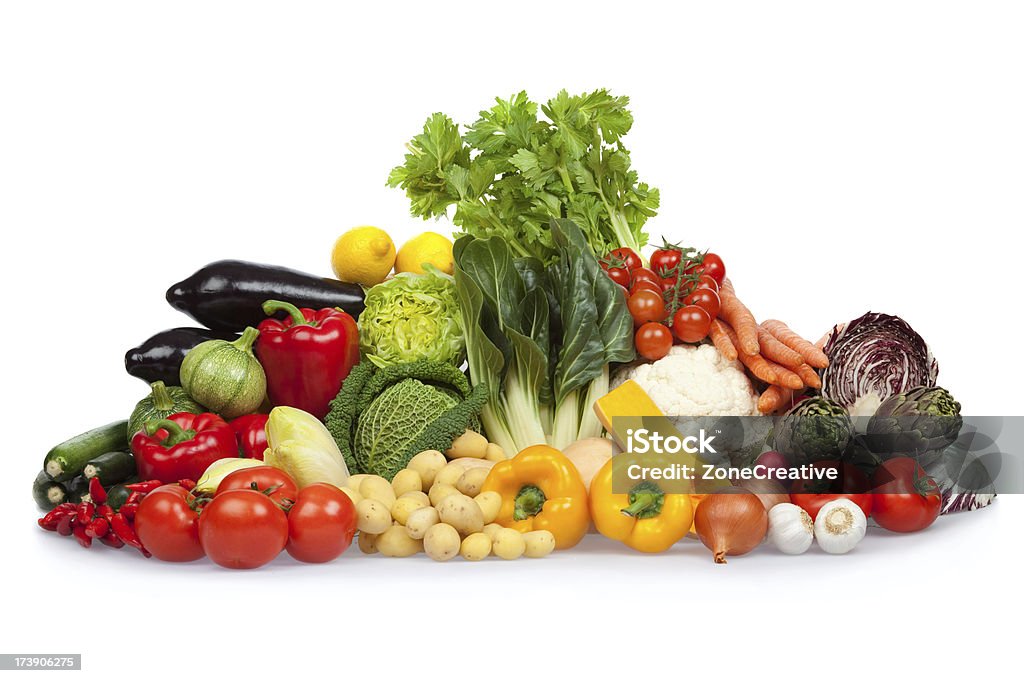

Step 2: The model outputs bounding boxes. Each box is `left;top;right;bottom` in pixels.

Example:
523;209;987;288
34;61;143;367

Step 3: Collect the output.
357;266;465;368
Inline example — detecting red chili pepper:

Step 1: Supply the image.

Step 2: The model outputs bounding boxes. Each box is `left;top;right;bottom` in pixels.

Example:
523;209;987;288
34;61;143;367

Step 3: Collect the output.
119;503;138;520
72;522;93;548
110;513;147;556
76;502;95;526
88;477;108;505
130;414;237;483
85;517;110;539
125;480;164;493
38;510;60;531
55;513;75;536
96;504;114;521
125;491;142;506
178;478;197;491
228;413;269;460
255;300;359;419
99;532;125;549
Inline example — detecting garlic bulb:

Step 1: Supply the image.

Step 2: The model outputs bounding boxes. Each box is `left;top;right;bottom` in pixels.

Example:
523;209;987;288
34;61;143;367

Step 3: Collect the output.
767;503;814;554
814;499;867;554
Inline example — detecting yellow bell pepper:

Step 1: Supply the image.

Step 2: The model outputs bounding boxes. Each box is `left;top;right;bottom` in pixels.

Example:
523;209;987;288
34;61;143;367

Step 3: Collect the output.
481;445;589;550
589;453;694;553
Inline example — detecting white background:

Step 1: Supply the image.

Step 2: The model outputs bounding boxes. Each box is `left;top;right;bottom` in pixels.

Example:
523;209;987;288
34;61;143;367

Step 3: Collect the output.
2;1;1023;680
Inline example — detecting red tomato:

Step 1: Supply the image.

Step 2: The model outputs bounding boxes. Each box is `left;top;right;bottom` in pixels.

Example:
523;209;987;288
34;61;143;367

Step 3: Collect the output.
286;484;357;563
871;457;941;533
627;289;666;326
134;484;204;562
630;267;660;287
699;253;726;285
659;276;679;293
605;266;630;288
672;305;712;343
683;287;721;319
199;490;289;569
650;248;682;276
696;273;719;292
789;459;873;520
216;466;298;507
630;279;663;296
607;247;642;272
635;322;673;360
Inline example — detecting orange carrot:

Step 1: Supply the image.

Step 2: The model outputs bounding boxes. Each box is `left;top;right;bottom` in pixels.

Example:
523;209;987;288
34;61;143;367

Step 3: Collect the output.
757;326;804;369
709;319;738;361
762;360;804;390
758;385;795;414
761;319;829;368
795;363;822;389
720;323;779;385
718;279;759;356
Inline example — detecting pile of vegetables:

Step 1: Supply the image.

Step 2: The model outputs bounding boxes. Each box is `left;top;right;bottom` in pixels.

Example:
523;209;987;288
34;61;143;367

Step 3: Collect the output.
31;86;999;570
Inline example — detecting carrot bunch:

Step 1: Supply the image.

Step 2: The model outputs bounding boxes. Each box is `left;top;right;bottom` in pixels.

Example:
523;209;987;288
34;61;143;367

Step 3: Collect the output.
709;279;829;414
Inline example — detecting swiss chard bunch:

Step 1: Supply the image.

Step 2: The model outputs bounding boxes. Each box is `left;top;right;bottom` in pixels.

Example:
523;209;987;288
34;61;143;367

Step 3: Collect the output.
387;90;660;264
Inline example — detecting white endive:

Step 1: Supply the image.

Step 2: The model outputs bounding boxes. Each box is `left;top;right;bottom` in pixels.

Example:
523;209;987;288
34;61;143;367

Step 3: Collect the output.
264;406;350;488
195;457;266;495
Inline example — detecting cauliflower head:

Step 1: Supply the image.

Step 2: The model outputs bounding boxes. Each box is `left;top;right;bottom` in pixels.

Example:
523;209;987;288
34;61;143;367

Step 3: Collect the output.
612;344;759;416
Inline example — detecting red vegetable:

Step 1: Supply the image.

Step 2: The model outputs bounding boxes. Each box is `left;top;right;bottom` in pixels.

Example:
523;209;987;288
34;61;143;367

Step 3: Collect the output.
255;300;360;420
286;483;357;563
134;484;204;562
199;489;289;569
130;413;237;483
216;465;298;508
229;413;269;460
871;457;941;533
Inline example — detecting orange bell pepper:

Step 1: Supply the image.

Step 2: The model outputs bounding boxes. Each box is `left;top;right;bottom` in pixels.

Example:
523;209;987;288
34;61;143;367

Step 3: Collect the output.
481;445;589;550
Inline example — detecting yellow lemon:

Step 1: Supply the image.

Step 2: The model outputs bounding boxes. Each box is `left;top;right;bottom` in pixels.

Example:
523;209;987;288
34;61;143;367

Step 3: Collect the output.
395;231;454;275
331;226;396;286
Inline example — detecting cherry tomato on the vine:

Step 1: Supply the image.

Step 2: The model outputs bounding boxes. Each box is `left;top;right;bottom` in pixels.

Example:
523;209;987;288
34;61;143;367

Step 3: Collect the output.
683;287;721;319
605;266;630;288
672;305;712;343
696;273;720;293
650;248;682;276
630;279;663;296
607;247;642;272
630;267;660;287
635;322;673;360
698;253;726;285
627;289;666;326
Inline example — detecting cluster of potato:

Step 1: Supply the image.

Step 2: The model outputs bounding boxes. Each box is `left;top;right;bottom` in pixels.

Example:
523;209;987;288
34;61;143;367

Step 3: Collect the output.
341;438;555;562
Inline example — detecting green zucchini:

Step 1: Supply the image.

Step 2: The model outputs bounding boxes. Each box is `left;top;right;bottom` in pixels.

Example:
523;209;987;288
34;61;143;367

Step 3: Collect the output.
66;475;92;504
179;327;266;419
44;420;129;482
105;482;134;510
81;451;137;486
32;470;67;510
127;381;205;439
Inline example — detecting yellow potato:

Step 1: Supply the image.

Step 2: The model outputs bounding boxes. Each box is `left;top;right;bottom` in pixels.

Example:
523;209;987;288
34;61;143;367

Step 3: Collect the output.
492;528;526;560
359;476;396;511
482;523;504;542
445;430;489;459
484;443;507;462
399;490;429;506
391;495;427;526
435;459;493;487
456;467;489;497
376;524;423;557
428;482;460;507
460;532;492;561
405;506;440;540
347;474;369;495
339;486;362;506
391;468;423;497
474;491;502;524
437;493;484;536
423;523;461;562
407;450;447;489
355;498;392;534
522;530;556;558
357;532;378;554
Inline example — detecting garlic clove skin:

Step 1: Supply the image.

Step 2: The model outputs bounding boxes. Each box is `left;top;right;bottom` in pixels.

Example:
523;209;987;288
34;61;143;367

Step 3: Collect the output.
767;503;814;555
814;499;867;554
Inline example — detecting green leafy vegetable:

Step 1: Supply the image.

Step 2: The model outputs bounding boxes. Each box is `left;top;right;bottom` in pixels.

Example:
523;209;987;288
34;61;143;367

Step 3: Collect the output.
454;219;634;454
358;266;465;368
324;360;487;480
388;89;659;264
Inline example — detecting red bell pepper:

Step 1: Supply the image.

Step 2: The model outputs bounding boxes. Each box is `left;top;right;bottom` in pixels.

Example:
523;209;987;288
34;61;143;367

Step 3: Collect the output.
255;299;359;419
229;413;269;460
131;412;237;483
